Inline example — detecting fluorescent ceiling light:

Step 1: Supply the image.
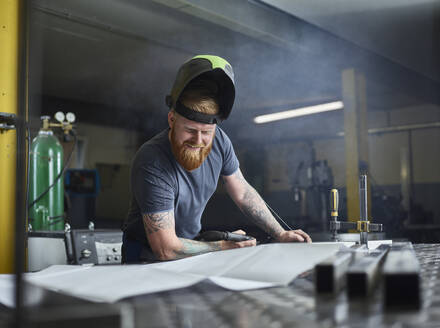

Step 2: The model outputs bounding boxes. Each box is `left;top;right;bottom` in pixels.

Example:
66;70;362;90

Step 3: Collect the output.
253;101;344;124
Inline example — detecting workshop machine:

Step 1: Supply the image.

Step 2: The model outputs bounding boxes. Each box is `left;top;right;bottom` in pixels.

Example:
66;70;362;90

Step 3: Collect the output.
27;223;123;271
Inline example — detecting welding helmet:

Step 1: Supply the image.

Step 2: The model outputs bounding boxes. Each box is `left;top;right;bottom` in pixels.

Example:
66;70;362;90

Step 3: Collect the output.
165;55;235;124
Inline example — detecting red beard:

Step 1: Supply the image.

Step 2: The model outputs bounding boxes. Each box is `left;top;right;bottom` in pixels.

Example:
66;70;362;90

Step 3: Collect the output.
170;127;214;171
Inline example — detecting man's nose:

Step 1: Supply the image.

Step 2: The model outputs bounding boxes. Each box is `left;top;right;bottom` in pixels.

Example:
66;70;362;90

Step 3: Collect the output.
193;131;203;145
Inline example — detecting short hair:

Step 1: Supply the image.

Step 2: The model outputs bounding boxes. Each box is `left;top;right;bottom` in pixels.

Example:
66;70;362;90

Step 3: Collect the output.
179;78;219;115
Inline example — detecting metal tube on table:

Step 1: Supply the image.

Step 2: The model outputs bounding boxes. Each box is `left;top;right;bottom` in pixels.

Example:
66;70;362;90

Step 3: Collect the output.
383;242;421;309
347;244;390;298
315;244;367;294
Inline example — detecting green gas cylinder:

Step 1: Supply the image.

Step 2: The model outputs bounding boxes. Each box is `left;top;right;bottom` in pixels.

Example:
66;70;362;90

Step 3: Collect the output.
29;116;64;231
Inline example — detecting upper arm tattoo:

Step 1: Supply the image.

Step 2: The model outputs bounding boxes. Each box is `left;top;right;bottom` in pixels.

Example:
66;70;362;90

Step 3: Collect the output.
142;210;174;235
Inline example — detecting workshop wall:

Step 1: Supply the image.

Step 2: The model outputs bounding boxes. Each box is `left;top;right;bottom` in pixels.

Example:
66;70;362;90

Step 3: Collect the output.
264;144;292;193
412;128;440;183
73;123;142;225
75;123;140;168
391;104;440;126
368;132;409;185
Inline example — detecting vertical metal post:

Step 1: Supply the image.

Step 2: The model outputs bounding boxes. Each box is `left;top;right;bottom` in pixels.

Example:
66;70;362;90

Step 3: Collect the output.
359;175;368;246
16;0;30;323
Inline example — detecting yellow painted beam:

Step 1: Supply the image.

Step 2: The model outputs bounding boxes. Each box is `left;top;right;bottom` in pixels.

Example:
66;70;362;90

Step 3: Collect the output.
342;69;371;223
0;0;20;274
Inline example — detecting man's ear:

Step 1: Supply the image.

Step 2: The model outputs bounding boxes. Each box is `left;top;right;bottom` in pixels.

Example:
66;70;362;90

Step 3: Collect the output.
168;111;175;128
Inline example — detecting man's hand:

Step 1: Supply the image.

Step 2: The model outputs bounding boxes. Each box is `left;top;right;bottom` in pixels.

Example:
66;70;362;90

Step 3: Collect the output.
221;229;256;249
277;229;312;243
221;238;257;250
231;229;246;235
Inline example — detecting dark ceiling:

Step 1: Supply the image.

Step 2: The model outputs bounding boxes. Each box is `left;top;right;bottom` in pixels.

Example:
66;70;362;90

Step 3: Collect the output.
29;0;440;141
261;0;440;82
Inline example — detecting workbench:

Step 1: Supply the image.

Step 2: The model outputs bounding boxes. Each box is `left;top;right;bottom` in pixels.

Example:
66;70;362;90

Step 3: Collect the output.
1;244;439;328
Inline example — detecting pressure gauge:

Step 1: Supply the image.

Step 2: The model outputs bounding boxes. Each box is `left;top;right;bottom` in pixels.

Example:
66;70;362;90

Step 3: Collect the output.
55;112;65;123
66;112;76;123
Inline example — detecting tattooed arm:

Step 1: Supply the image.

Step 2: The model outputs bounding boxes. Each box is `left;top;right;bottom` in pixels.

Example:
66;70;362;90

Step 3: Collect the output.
222;169;311;243
142;210;256;261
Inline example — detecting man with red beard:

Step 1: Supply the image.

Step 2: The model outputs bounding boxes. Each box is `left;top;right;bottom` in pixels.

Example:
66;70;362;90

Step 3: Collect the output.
122;55;311;263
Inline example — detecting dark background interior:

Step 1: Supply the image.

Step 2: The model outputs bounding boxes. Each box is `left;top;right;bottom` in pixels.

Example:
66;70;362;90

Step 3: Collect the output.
29;0;440;242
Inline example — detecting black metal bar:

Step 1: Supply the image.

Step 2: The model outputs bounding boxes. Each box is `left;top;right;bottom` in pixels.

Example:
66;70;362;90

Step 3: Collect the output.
14;0;30;327
383;242;421;309
330;221;356;231
346;244;390;298
330;221;383;233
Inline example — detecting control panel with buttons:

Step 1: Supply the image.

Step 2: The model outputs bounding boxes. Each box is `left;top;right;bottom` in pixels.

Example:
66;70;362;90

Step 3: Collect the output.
67;230;123;265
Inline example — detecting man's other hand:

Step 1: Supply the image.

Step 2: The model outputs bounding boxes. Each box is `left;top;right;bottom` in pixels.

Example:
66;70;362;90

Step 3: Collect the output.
221;229;256;250
277;230;312;243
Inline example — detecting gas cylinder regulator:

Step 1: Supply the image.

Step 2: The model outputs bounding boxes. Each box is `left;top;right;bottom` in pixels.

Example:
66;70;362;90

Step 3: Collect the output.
28;112;77;231
41;111;76;139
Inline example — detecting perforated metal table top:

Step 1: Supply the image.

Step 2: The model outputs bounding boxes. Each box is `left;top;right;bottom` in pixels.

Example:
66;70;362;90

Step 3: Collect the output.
1;244;439;327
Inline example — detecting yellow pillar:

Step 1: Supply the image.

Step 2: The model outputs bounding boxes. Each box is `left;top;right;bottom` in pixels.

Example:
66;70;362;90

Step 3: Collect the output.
342;68;371;223
0;0;20;274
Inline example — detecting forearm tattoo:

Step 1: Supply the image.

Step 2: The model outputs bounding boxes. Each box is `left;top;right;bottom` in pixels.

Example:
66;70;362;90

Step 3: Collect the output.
173;238;222;259
231;171;284;237
143;211;222;260
142;211;174;234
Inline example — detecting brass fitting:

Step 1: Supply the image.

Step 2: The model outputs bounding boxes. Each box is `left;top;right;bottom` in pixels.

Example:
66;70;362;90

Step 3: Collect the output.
357;220;370;233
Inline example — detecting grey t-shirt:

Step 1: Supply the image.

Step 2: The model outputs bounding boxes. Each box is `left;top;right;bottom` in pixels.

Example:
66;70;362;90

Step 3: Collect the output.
123;126;239;245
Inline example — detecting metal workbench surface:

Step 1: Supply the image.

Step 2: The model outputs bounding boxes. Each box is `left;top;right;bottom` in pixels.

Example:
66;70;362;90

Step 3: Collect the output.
1;244;439;328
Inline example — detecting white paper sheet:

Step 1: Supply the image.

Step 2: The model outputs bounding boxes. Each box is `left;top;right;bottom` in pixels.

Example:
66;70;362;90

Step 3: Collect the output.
0;275;15;308
0;241;391;306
